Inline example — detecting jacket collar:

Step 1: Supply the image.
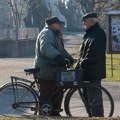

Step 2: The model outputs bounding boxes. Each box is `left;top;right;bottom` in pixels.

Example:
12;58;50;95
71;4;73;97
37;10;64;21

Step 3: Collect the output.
86;22;100;33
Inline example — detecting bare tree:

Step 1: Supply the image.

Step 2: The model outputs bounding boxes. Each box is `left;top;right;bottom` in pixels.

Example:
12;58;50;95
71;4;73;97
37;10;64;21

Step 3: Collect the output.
75;0;96;13
24;0;51;30
58;0;83;30
7;0;28;40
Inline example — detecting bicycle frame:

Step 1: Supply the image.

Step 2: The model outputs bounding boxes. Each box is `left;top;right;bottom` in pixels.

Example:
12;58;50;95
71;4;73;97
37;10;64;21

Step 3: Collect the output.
10;76;71;115
1;75;114;117
8;62;82;115
0;59;114;116
10;76;40;100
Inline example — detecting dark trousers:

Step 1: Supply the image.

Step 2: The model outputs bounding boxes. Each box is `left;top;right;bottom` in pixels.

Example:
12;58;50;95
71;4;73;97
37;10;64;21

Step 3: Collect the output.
38;80;63;116
83;80;104;117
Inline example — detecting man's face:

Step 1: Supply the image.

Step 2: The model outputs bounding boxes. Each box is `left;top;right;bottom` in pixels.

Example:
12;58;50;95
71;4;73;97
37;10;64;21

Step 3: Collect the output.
51;23;62;30
83;18;95;30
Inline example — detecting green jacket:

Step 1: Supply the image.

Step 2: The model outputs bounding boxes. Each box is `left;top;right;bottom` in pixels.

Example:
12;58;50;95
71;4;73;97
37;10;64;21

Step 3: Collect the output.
34;26;71;80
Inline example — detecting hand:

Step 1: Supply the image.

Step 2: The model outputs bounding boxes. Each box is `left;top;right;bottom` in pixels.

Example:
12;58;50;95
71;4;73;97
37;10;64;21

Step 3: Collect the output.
55;55;66;67
73;59;78;63
67;55;74;64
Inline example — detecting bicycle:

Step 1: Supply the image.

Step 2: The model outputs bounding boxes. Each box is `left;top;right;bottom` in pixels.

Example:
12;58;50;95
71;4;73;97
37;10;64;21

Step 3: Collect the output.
0;59;114;117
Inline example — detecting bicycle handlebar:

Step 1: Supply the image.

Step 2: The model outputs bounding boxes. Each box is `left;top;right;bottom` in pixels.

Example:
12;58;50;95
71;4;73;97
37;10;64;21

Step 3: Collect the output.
65;58;79;69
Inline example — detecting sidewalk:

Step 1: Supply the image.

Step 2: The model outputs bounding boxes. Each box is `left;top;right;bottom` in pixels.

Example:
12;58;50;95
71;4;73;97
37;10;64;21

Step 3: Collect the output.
64;32;84;55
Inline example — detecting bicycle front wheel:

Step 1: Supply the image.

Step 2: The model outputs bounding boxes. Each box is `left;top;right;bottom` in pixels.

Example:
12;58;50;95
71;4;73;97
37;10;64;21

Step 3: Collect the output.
0;83;38;115
64;83;114;117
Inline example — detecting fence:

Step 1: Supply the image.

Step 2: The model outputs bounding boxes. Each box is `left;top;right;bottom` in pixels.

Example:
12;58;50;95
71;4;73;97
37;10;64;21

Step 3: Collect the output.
0;28;39;57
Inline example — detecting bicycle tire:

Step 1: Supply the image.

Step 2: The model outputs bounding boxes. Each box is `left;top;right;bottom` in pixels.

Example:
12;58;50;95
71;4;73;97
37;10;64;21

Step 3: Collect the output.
64;83;114;117
0;83;38;115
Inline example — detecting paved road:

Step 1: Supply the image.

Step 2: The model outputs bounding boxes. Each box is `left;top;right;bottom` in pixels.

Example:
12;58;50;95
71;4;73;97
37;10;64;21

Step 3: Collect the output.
64;32;84;55
0;32;120;117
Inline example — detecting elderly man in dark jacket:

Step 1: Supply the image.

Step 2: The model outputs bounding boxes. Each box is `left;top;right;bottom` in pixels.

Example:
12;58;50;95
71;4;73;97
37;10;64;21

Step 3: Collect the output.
34;17;73;116
79;13;106;117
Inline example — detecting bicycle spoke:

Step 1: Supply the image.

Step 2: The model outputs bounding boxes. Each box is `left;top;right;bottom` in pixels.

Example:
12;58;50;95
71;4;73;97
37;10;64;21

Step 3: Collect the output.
0;83;38;115
69;106;85;108
65;83;114;117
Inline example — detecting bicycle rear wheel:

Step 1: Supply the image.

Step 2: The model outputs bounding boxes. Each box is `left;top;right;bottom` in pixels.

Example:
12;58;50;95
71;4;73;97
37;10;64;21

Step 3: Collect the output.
64;83;114;117
0;83;38;115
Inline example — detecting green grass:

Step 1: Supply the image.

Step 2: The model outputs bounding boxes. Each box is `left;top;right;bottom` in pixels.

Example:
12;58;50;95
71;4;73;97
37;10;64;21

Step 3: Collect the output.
106;54;120;81
0;116;120;120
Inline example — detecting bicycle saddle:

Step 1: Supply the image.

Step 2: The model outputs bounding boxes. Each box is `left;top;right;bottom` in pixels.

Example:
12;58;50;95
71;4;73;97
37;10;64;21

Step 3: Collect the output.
24;67;40;75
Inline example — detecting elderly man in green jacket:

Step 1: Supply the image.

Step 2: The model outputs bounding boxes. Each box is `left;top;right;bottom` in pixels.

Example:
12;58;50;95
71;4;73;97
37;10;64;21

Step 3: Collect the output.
34;17;73;116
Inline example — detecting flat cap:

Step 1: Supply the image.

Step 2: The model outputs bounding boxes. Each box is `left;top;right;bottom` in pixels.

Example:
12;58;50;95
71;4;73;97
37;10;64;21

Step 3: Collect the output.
45;17;65;25
82;12;98;21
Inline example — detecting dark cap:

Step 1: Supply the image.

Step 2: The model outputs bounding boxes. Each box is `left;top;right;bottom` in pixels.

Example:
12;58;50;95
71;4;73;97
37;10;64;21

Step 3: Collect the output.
45;17;65;25
82;12;98;21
